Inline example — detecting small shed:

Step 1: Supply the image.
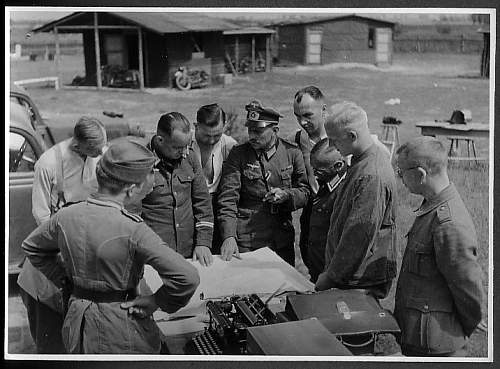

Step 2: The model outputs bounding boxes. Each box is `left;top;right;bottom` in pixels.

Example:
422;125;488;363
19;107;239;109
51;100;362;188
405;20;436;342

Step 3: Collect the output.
32;12;241;89
271;14;396;66
223;27;275;74
478;26;490;78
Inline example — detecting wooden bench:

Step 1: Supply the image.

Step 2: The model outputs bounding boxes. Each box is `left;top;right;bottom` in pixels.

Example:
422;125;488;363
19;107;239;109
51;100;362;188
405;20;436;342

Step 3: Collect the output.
14;76;59;90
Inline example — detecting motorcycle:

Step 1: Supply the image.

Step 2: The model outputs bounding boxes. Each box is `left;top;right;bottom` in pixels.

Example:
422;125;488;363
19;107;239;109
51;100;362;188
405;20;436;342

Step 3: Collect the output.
174;66;209;91
101;65;140;89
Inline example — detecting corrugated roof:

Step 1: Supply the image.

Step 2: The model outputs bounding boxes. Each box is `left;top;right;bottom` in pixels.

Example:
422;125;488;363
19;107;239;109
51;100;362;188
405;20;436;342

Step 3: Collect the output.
268;13;395;27
33;12;241;34
115;12;240;33
223;27;275;35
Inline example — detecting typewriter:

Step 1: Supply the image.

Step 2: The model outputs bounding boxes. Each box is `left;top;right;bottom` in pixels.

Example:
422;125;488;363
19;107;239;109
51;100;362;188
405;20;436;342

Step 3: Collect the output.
187;294;278;355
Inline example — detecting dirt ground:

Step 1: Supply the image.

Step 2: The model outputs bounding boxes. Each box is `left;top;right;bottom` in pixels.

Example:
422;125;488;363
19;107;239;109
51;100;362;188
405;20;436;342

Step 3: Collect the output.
8;52;491;358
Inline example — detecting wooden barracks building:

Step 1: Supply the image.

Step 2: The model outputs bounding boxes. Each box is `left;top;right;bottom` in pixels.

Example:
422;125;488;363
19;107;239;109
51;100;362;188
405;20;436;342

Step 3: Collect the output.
271;14;395;66
33;12;275;89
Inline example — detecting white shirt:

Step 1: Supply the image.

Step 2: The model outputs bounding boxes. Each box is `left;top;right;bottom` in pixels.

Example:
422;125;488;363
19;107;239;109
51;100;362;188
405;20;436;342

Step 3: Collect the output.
19;138;101;309
31;138;100;225
191;134;237;194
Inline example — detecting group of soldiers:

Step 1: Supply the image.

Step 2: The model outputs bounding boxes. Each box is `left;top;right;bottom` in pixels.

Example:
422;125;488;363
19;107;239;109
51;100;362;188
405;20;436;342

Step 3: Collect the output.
17;85;485;356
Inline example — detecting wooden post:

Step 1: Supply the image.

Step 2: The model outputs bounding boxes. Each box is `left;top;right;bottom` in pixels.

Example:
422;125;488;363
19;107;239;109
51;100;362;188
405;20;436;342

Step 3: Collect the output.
143;31;149;87
225;52;237;76
251;35;255;73
54;27;61;86
265;35;271;72
235;36;239;74
93;12;102;89
460;33;465;53
138;27;145;90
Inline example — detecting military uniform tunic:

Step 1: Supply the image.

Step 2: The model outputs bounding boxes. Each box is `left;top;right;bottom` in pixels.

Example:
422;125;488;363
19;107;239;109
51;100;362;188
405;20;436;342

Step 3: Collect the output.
316;143;397;296
22;194;200;354
140;141;214;258
217;138;310;254
307;173;346;282
394;183;484;355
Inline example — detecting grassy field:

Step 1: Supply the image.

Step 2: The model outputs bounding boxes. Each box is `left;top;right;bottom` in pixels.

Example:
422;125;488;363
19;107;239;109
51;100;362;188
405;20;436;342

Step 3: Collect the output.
9;52;490;357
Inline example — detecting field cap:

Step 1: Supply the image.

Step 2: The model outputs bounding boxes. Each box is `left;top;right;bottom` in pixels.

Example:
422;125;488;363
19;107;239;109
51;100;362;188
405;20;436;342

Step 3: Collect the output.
99;137;156;183
245;100;283;128
447;109;472;125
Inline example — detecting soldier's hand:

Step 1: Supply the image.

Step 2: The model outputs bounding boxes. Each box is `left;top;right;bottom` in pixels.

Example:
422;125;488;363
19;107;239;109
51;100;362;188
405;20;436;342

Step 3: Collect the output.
263;187;289;204
220;237;239;261
193;246;213;266
121;295;158;319
314;272;330;291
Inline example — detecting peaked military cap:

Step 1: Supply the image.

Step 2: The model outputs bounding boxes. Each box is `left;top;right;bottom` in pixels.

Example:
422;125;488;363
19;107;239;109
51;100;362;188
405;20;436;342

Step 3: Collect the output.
245;99;283;128
99;137;156;183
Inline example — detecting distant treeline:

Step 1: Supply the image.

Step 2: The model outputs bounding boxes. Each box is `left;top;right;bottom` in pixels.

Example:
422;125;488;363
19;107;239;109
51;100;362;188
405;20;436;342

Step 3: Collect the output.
10;22;486;58
393;35;484;54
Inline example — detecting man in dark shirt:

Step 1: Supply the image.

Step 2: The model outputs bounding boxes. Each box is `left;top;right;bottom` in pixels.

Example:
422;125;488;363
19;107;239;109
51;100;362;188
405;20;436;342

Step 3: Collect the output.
307;138;347;282
141;112;214;266
315;101;397;299
290;86;329;267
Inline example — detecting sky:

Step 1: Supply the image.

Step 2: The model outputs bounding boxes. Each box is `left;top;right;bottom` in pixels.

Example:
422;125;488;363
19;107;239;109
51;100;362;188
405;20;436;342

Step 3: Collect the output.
8;9;475;25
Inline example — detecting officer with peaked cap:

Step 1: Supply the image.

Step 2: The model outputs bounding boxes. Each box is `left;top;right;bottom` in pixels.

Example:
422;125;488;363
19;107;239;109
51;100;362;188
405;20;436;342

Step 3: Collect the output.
216;100;310;265
22;137;200;354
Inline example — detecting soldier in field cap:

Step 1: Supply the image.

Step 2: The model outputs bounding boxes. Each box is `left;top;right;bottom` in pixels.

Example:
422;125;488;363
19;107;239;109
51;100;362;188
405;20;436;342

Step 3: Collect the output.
22;137;200;354
216;100;310;265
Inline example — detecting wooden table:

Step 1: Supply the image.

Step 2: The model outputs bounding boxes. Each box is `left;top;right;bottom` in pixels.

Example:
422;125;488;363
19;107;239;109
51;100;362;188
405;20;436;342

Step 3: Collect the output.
416;121;490;139
416;121;490;161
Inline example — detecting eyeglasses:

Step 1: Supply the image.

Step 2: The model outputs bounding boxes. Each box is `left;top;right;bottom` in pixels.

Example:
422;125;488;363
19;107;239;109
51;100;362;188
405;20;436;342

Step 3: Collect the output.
396;166;420;178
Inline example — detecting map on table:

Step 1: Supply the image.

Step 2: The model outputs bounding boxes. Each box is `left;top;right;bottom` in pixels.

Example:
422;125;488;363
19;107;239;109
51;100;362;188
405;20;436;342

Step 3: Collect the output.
143;247;314;335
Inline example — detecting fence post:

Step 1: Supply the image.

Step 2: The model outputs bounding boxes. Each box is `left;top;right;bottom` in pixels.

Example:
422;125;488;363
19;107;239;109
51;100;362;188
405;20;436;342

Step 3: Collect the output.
416;36;420;52
461;33;465;53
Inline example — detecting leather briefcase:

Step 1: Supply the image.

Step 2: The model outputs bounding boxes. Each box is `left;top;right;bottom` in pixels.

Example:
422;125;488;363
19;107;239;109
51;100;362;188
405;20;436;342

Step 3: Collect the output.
284;289;400;355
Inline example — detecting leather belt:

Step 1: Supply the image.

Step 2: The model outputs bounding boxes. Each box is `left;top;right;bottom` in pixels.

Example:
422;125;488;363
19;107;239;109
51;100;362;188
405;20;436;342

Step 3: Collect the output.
72;286;136;303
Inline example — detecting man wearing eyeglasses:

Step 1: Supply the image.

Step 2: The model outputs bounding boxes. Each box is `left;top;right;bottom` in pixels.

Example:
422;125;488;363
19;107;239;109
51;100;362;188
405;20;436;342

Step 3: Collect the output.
315;101;397;299
306;138;347;282
393;136;484;357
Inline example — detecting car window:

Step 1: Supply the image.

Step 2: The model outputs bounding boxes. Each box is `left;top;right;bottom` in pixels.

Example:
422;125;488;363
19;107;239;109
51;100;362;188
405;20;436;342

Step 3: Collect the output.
11;95;39;129
9;131;37;173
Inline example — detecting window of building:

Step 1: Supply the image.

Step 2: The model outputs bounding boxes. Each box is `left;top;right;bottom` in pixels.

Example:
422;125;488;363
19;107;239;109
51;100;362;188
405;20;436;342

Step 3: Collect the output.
368;28;375;49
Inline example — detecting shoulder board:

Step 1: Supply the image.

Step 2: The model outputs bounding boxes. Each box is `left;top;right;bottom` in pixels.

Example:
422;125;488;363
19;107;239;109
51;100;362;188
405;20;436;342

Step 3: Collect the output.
121;208;144;223
279;137;298;148
436;203;452;224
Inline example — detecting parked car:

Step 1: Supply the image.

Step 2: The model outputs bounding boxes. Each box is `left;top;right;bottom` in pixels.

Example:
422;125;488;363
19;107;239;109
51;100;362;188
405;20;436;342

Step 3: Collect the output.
8;85;145;274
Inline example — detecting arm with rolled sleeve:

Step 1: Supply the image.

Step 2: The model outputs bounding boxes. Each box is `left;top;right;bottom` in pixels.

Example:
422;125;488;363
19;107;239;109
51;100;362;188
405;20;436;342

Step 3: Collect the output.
188;154;214;249
434;219;484;337
32;159;55;225
316;175;385;290
21;214;67;288
216;149;242;241
280;148;310;212
134;223;200;313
